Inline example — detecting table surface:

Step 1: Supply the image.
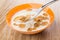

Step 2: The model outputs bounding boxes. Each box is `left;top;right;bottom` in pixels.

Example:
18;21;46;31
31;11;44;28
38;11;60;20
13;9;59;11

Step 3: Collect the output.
0;0;60;40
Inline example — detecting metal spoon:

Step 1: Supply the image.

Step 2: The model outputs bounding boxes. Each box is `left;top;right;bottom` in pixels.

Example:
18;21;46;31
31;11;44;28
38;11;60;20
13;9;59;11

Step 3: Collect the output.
29;0;58;21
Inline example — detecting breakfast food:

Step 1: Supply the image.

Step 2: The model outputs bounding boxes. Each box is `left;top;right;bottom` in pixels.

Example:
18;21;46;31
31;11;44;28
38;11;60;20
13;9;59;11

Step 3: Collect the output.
6;3;54;34
14;15;30;22
11;9;50;32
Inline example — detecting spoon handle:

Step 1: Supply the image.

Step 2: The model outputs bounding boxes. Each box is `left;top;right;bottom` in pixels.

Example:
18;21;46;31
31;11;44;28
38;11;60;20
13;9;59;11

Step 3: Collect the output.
31;0;57;20
41;0;57;8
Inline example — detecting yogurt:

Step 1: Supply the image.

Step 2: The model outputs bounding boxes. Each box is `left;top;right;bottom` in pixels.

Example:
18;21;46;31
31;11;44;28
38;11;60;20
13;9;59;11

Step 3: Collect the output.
11;9;50;32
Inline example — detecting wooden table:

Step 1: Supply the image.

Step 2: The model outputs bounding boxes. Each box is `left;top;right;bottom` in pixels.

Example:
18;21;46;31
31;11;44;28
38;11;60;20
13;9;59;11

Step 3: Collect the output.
0;0;60;40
